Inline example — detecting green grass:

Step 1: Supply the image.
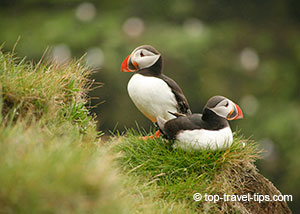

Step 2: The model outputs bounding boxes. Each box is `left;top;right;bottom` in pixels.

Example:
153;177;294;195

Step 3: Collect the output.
0;48;96;133
0;121;123;214
112;128;261;213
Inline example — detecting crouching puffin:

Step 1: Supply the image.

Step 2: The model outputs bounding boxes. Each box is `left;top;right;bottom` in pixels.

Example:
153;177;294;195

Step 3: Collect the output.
121;45;191;138
157;96;243;150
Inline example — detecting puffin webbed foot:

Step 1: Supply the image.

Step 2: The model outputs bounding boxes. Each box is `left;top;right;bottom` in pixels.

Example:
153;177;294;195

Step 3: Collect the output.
139;130;161;141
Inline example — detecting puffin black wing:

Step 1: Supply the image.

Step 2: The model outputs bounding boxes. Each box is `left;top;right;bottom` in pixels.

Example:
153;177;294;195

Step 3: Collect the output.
160;74;191;115
158;114;203;139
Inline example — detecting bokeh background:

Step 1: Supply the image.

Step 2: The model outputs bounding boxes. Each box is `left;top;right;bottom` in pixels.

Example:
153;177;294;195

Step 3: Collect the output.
1;0;299;212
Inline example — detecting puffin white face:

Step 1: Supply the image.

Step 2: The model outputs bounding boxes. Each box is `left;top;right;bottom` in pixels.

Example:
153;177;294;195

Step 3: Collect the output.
207;97;243;120
121;45;161;72
130;48;160;70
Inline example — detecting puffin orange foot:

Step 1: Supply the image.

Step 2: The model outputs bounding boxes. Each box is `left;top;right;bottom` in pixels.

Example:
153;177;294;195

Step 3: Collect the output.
154;130;161;138
139;135;154;141
139;130;161;141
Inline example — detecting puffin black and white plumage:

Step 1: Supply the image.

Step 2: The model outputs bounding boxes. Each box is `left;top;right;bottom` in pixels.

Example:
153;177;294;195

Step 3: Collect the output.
157;96;243;150
121;45;191;128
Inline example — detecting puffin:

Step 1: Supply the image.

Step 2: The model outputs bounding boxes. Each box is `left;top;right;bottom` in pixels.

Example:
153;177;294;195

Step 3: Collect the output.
121;45;191;138
157;96;243;150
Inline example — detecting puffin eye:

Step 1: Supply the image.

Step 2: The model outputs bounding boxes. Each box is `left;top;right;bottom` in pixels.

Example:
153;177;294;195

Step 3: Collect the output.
140;51;145;57
225;102;229;107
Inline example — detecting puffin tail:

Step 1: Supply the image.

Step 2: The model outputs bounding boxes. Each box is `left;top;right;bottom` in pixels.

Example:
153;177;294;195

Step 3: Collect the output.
156;116;166;133
168;111;185;118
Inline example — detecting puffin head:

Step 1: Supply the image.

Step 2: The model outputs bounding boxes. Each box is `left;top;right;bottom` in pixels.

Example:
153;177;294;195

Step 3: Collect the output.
205;96;243;120
121;45;161;72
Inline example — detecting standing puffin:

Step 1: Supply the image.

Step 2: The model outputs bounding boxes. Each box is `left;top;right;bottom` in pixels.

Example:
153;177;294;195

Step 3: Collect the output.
157;96;243;150
121;45;191;138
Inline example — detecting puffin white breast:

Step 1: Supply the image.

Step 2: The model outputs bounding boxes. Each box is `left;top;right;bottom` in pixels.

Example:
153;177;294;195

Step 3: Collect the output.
127;74;178;122
174;127;233;151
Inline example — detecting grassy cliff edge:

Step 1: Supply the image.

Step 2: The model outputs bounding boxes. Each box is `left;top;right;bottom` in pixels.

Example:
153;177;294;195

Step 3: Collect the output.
0;49;291;213
112;129;291;213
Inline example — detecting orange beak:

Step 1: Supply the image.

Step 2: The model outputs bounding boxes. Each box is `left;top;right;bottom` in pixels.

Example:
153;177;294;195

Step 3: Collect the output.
227;103;243;120
121;54;131;72
234;103;243;119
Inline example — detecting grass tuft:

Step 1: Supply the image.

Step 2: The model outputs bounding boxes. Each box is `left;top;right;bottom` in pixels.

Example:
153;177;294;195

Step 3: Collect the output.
0;49;97;132
115;129;257;180
112;129;290;213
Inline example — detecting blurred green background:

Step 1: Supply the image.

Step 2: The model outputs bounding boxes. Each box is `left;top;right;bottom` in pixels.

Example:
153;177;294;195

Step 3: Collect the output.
1;0;299;212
